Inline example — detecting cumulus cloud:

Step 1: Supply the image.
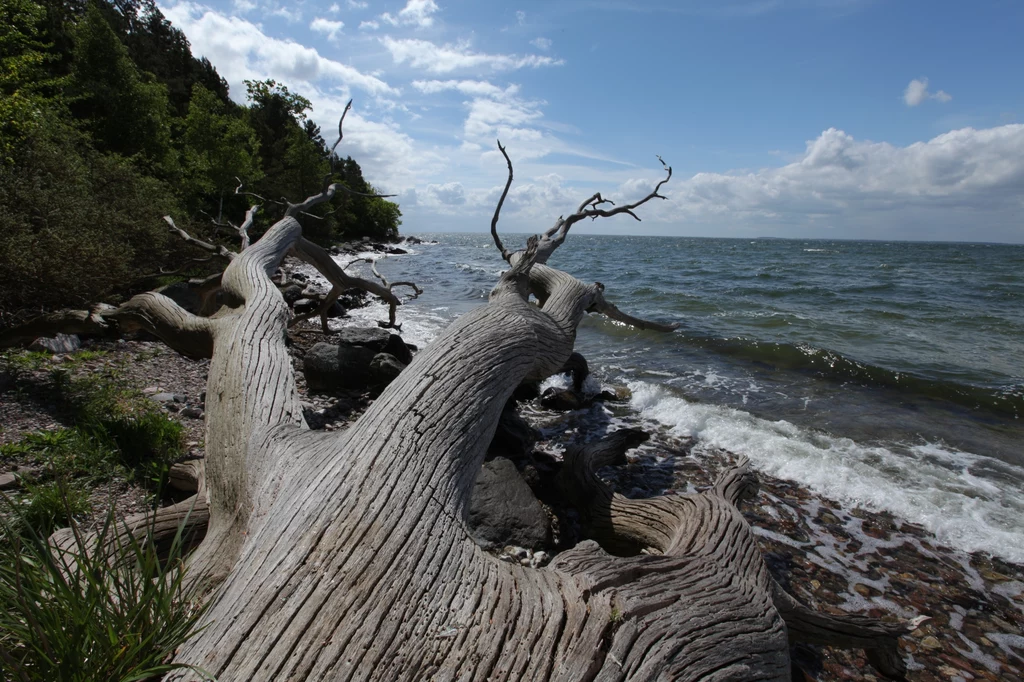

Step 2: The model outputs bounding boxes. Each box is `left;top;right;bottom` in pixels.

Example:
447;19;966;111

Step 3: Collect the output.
904;77;952;107
424;182;467;206
328;3;340;13
530;37;552;50
310;17;344;41
347;0;368;7
381;37;563;73
381;0;439;29
359;20;379;30
663;125;1024;231
161;3;395;97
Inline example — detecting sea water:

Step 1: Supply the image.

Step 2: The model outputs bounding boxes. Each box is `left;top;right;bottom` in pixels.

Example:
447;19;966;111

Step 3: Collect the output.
316;234;1024;563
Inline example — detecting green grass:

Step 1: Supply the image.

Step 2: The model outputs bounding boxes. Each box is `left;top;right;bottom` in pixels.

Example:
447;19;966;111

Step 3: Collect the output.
15;478;91;537
0;493;213;681
0;350;210;679
1;351;187;540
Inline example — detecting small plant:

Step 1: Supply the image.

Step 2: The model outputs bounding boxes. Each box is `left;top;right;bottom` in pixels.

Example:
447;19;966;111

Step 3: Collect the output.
0;494;213;681
16;478;91;537
56;373;186;489
0;349;52;375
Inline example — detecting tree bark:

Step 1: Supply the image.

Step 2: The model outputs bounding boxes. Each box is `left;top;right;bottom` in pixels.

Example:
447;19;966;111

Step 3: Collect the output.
144;215;911;680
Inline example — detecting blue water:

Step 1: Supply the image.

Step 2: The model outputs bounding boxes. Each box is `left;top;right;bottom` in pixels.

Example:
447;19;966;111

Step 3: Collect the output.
307;234;1024;562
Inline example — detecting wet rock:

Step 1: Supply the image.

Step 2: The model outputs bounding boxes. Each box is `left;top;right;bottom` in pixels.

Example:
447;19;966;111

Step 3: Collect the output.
469;458;551;550
29;333;80;354
540;388;582;411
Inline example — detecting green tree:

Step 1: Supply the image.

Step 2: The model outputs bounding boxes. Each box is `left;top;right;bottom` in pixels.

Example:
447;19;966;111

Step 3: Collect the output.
182;83;262;218
0;0;62;162
68;3;173;171
0;116;182;314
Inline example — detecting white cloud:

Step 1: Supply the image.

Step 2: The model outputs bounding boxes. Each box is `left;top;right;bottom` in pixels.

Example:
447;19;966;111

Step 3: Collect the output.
347;0;368;7
412;79;516;98
381;0;439;29
424;182;467;206
328;3;340;12
516;10;526;25
161;3;396;97
381;37;564;73
904;77;952;107
530;37;552;50
359;20;380;30
270;5;302;22
310;17;344;40
660;125;1024;233
233;0;255;12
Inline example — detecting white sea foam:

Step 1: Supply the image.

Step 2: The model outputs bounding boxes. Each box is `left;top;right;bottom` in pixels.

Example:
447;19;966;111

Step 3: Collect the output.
628;380;1024;563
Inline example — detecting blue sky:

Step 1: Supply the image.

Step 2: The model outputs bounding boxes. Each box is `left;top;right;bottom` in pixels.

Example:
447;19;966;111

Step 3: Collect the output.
160;0;1024;242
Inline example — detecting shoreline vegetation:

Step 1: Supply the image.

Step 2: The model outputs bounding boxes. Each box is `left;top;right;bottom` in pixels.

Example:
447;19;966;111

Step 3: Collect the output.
1;241;1021;680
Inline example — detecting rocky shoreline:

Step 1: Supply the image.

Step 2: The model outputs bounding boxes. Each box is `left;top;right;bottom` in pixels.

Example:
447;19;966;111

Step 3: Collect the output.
1;242;1022;681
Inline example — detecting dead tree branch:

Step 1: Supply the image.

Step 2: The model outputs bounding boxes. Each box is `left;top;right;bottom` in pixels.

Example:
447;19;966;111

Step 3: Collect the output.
490;140;515;261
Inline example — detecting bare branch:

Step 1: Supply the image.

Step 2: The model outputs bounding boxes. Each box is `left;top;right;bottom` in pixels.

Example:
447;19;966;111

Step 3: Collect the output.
287;102;398;217
588;285;680;332
489;140;514;262
289;238;407;330
0;294;216;358
237;205;258;251
164;216;237;262
533;156;673;265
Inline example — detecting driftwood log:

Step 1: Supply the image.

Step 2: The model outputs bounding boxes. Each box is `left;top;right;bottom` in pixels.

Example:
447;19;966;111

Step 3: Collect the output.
3;120;921;679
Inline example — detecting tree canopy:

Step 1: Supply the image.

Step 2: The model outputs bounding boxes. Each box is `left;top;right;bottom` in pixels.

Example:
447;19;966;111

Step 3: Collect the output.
0;0;401;317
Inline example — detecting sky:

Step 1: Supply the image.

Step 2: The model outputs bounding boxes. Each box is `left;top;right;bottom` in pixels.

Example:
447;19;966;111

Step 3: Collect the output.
159;0;1024;243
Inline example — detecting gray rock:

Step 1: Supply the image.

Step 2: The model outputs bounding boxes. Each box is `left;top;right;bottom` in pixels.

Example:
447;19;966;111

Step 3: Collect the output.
369;352;406;389
180;407;204;419
155;282;202;314
468;458;551;550
325;301;345;318
294;298;319;315
334;327;412;365
0;466;40;491
28;333;80;354
279;283;304;304
149;392;180;403
302;342;378;392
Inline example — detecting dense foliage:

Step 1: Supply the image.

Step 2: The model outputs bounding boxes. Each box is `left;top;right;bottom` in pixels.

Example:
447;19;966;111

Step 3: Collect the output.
0;0;401;317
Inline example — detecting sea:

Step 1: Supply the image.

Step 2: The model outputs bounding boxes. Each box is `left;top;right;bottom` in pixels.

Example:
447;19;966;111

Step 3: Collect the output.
313;233;1024;565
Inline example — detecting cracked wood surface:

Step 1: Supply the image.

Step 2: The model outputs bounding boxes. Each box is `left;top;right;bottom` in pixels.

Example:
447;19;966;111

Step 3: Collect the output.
159;223;803;682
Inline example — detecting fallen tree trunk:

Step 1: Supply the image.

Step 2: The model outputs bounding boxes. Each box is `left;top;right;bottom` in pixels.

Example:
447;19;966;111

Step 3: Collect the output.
7;123;917;679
